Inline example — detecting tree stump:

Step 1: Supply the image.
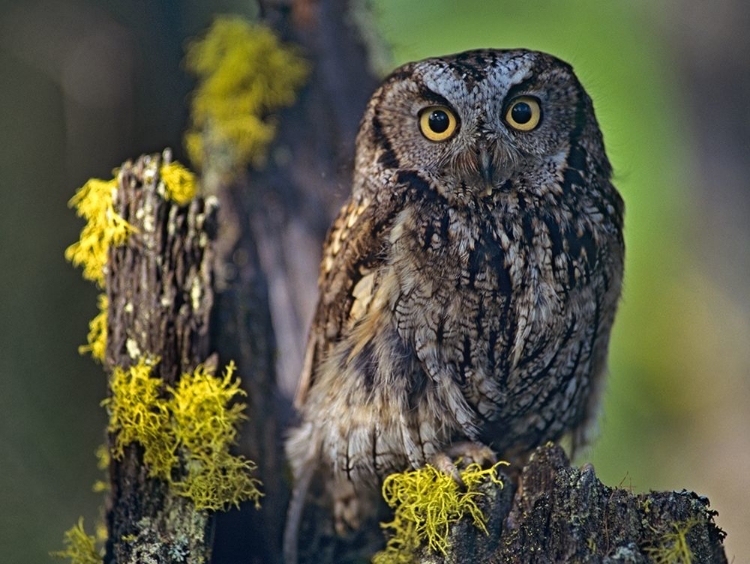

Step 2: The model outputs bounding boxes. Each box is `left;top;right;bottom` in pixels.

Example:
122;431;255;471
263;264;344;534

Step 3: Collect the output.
104;151;218;563
412;445;727;563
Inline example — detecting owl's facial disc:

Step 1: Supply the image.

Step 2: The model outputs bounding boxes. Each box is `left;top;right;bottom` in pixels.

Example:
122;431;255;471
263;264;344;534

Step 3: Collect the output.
472;95;543;189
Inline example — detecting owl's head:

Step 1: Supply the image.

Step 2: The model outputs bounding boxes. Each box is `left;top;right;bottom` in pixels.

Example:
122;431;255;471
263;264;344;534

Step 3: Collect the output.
355;49;612;202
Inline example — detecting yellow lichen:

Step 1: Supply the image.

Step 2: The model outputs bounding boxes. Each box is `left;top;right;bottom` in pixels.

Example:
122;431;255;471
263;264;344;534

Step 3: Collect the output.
94;521;108;545
372;460;508;564
65;176;135;287
168;362;245;453
95;443;110;470
92;444;111;493
78;294;108;362
184;16;308;172
645;518;699;564
159;161;198;205
174;450;261;511
51;518;102;564
102;358;262;510
168;361;262;510
103;357;176;478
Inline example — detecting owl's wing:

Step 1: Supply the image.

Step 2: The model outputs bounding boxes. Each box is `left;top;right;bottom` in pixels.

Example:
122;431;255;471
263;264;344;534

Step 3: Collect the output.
294;192;389;408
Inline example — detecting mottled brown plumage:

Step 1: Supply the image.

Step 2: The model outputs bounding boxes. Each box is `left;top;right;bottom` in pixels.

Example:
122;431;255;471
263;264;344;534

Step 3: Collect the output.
285;48;624;561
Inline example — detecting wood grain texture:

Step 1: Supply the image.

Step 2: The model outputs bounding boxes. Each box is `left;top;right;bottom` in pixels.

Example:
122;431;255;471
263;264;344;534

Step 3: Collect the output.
105;151;218;564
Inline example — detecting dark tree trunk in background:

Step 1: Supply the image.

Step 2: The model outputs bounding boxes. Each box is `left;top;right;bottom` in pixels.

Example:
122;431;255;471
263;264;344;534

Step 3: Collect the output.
242;0;382;400
209;1;380;562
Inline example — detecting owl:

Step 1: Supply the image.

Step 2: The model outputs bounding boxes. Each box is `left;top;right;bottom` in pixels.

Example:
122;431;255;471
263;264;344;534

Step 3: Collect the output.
284;48;624;561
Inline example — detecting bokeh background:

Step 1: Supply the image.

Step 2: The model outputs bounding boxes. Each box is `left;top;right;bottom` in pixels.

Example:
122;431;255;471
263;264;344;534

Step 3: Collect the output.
1;1;748;562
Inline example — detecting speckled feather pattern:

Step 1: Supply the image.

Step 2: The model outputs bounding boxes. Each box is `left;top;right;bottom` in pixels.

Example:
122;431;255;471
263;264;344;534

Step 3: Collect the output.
286;48;624;528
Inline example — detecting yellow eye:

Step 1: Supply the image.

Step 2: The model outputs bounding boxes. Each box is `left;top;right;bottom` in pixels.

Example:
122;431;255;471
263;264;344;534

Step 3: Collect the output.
505;96;541;131
419;106;458;141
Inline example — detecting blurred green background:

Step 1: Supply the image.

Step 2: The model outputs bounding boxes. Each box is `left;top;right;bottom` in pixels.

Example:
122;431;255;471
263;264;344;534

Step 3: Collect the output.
1;1;748;562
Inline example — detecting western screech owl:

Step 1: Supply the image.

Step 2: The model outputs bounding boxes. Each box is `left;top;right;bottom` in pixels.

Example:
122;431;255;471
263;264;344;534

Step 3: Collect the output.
285;48;624;561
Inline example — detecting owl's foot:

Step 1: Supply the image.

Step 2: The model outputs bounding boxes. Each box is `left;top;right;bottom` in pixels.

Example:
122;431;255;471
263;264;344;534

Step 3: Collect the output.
430;441;497;486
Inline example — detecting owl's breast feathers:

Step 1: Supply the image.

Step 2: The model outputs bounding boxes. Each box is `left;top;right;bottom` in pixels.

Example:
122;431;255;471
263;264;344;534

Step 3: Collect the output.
285;51;626;562
291;169;623;480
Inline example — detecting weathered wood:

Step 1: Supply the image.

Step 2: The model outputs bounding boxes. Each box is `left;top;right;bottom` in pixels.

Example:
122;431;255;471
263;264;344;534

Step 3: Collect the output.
412;445;727;564
104;151;218;564
288;445;727;563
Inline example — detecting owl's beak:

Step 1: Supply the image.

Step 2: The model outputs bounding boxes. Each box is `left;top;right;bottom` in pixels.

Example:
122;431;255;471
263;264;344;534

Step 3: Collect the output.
477;146;496;185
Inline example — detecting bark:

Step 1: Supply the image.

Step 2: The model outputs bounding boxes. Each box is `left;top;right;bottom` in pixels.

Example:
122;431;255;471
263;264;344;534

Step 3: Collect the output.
289;446;728;563
104;150;218;564
414;445;727;564
207;175;285;564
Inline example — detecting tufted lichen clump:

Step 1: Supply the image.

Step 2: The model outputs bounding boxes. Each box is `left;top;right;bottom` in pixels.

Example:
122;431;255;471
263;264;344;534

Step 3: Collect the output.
103;357;262;510
65;176;134;288
77;293;108;363
372;461;507;564
184;15;309;173
645;518;699;564
159;161;198;205
51;518;101;564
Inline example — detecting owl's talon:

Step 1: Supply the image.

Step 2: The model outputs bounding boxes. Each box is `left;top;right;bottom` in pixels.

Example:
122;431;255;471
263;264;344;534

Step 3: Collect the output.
445;441;498;467
430;452;464;486
430;442;497;486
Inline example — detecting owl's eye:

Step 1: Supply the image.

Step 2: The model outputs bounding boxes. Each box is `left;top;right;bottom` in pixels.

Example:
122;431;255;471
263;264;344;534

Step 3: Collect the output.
419;106;458;141
505;97;542;131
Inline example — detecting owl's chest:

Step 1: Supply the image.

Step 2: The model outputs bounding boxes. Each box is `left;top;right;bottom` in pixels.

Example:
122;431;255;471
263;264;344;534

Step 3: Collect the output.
384;199;595;375
387;201;569;315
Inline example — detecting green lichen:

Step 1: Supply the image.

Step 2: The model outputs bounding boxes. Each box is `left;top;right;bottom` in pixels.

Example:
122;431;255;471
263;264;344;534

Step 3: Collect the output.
373;461;507;564
102;358;262;510
51;519;102;564
118;505;209;563
645;518;699;564
184;16;309;174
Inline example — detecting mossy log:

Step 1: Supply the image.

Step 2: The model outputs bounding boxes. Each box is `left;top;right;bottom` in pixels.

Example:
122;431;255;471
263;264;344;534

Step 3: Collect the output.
104;151;218;563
